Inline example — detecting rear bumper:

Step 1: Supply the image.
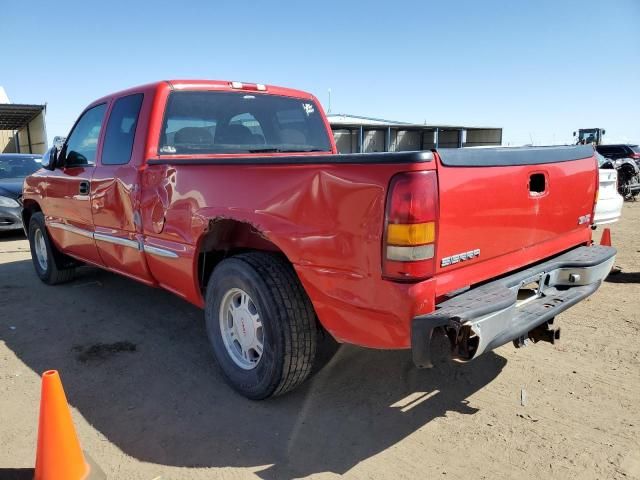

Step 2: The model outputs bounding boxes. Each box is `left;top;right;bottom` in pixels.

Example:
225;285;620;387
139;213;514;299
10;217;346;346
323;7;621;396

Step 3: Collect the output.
411;245;616;368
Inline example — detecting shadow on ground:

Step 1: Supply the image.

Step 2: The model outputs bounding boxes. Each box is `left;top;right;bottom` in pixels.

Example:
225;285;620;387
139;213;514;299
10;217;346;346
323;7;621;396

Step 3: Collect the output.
605;271;640;284
0;231;25;242
0;258;506;479
0;468;34;480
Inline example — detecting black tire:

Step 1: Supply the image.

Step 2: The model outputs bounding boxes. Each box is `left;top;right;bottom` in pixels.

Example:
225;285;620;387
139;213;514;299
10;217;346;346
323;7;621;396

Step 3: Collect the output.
28;212;76;285
205;252;317;399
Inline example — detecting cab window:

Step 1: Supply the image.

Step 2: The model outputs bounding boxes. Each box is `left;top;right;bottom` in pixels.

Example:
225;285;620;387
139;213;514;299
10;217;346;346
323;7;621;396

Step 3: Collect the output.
102;94;144;165
159;91;331;155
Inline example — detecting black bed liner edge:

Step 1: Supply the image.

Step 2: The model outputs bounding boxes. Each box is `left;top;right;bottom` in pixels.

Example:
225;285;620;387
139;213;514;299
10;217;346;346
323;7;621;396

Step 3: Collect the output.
146;145;594;167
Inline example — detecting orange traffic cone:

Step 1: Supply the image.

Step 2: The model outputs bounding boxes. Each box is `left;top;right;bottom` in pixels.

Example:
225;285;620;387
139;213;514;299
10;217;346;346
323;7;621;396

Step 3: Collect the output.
600;228;612;247
34;370;105;480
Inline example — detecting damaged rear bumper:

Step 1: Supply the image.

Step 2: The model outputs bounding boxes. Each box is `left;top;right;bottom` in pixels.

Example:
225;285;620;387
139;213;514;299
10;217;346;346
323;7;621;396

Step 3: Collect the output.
412;245;616;368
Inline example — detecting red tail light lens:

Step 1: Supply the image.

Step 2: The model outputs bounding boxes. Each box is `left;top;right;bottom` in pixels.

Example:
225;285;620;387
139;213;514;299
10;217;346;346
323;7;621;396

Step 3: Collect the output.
383;171;439;281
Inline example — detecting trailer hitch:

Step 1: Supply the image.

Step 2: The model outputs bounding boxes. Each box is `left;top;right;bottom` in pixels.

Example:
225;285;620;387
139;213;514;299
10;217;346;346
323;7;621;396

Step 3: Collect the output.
513;318;561;348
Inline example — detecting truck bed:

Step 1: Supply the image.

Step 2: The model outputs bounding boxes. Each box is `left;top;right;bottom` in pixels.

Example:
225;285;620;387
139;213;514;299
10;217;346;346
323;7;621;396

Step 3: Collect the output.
149;144;598;305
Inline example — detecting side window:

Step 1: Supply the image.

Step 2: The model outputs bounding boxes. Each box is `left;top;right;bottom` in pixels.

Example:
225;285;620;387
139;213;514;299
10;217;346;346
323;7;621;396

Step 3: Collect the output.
64;104;107;166
102;94;144;165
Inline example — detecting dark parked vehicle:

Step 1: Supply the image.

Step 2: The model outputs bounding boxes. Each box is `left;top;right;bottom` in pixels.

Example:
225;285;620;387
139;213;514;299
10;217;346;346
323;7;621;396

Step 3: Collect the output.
614;158;640;200
0;154;42;231
595;145;640;199
596;144;640;162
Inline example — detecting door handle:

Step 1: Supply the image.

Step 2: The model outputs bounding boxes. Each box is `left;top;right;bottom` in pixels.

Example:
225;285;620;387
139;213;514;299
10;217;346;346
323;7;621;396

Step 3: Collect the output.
79;181;90;195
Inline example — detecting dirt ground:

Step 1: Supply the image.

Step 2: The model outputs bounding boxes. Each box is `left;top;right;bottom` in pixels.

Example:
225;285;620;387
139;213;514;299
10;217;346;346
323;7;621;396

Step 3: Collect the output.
1;204;639;480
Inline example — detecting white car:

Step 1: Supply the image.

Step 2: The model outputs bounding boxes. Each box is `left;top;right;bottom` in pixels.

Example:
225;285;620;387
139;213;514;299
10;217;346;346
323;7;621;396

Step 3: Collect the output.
594;152;624;225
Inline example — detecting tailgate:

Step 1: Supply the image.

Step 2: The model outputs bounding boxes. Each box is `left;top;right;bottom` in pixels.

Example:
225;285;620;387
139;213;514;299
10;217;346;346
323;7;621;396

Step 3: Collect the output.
433;146;597;295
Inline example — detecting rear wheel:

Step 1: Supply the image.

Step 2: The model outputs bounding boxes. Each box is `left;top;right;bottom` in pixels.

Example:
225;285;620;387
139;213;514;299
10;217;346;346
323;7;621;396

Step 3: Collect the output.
205;252;317;399
28;212;76;285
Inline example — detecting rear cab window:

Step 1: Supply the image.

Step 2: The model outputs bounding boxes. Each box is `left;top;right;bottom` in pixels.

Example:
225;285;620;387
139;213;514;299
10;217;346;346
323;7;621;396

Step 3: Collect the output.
158;91;331;155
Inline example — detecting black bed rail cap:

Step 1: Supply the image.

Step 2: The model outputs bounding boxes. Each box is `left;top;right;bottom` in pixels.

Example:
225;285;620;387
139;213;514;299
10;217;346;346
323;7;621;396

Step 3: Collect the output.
147;150;434;166
437;145;594;167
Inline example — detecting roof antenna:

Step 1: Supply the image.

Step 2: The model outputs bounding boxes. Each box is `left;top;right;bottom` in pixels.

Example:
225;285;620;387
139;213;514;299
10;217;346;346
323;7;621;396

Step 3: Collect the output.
327;88;332;114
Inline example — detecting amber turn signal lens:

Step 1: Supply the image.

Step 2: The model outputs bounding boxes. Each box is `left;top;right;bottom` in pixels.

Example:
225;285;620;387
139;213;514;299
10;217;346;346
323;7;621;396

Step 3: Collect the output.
387;222;435;246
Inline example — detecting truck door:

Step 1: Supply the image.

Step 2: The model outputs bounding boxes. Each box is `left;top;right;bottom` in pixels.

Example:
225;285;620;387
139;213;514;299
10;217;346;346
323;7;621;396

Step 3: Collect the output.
45;103;106;266
90;92;155;284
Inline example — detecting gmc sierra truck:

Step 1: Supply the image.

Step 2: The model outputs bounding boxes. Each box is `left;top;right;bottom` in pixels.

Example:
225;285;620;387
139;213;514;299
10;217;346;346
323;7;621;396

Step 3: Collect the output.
23;80;616;399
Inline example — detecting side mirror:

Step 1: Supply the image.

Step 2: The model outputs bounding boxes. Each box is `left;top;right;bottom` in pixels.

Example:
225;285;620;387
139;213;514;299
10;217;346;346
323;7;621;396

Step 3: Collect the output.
572;131;576;137
602;130;606;135
41;146;59;171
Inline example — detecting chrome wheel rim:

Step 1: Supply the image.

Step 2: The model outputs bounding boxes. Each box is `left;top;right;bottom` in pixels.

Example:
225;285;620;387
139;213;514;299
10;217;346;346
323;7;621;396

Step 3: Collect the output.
34;228;48;271
219;288;264;370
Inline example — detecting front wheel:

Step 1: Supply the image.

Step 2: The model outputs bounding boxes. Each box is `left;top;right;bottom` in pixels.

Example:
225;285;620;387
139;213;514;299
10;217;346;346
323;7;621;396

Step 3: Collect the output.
205;252;318;399
28;212;75;285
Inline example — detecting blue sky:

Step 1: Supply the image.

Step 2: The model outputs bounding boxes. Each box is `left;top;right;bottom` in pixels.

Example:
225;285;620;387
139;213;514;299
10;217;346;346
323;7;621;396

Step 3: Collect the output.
2;0;638;146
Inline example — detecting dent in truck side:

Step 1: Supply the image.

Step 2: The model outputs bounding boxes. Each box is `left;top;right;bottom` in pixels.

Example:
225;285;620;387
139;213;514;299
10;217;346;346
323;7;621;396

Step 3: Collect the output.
139;159;440;348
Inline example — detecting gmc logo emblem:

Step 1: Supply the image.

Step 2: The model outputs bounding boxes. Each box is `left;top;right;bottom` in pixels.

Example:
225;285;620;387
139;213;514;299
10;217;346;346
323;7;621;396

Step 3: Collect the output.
441;249;481;267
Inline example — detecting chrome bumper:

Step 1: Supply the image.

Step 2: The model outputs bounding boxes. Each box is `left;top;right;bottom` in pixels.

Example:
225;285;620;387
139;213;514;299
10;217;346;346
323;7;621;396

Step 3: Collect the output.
412;245;616;368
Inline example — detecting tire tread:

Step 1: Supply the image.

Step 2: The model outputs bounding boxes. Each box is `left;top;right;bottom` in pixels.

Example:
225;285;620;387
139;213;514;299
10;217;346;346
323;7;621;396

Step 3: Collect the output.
232;252;317;397
28;212;76;285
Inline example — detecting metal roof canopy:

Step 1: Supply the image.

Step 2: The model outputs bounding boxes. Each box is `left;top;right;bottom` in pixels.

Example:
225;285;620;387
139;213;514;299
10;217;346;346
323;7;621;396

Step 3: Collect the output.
327;113;500;131
0;103;45;130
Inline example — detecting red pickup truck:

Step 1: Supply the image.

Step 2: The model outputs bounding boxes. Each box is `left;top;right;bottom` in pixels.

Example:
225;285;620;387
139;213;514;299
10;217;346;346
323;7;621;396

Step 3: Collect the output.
23;80;615;399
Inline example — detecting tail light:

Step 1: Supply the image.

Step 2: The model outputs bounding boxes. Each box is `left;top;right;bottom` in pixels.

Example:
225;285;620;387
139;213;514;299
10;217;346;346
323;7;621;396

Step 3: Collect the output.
383;171;438;281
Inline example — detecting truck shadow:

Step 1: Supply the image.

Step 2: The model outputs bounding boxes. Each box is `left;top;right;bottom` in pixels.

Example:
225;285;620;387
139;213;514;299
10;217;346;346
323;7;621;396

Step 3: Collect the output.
0;230;25;241
605;271;640;284
0;258;506;479
0;469;33;480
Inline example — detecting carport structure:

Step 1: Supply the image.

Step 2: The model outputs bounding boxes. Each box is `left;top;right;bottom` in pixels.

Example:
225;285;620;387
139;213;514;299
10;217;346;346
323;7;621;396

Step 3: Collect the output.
328;114;502;153
0;103;47;154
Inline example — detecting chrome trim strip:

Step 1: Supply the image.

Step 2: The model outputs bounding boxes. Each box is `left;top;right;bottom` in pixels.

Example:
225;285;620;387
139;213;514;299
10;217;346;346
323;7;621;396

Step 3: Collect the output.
94;232;140;249
47;221;179;259
47;221;94;239
143;244;179;258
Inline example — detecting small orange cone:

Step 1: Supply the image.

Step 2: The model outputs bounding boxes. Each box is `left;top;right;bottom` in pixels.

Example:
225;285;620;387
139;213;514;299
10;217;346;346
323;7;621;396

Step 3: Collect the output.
600;228;612;247
34;370;104;480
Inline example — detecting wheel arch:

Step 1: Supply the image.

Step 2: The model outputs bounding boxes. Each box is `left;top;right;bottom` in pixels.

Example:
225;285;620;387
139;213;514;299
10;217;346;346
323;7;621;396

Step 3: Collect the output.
21;199;42;234
195;217;290;295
